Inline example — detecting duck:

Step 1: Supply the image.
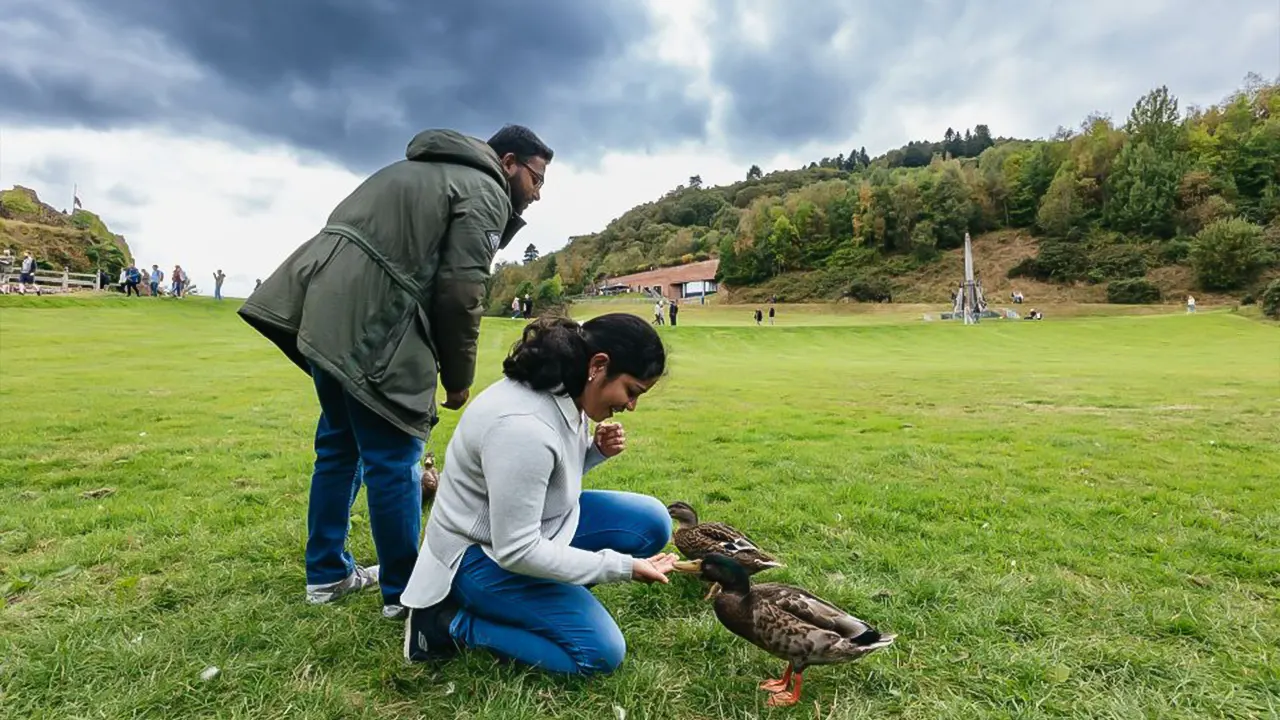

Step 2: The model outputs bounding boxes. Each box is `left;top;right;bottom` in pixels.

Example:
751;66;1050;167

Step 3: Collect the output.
420;451;439;507
667;501;782;599
673;553;896;707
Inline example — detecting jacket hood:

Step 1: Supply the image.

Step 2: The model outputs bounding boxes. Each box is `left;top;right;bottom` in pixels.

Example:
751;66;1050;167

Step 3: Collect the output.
405;129;508;190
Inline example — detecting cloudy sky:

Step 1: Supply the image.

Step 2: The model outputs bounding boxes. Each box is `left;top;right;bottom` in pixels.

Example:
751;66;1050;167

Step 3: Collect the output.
2;0;1276;298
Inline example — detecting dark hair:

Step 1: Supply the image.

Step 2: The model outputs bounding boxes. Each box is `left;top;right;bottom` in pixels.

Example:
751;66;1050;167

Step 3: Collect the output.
503;313;665;397
488;124;554;163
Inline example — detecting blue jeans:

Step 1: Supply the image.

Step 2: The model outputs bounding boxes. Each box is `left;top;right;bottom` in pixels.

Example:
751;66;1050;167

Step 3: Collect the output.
447;490;670;675
306;364;424;605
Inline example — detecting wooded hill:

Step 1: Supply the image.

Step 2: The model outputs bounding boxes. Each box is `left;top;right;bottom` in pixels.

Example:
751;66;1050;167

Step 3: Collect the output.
486;75;1279;311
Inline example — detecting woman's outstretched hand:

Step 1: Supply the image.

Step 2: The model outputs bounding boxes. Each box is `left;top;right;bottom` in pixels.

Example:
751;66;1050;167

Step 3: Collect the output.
632;552;679;583
595;421;626;458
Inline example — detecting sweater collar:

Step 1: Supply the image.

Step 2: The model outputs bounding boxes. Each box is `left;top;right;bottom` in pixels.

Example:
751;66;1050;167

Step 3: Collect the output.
554;392;585;433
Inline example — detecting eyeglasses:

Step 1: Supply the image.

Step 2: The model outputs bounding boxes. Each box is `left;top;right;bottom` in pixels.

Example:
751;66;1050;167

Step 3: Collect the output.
519;160;544;189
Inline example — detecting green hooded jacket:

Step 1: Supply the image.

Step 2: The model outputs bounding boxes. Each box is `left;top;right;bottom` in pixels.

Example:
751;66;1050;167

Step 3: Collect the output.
238;129;526;439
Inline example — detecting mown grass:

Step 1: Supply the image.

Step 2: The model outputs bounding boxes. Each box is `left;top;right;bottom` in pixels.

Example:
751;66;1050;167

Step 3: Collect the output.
1;294;1277;719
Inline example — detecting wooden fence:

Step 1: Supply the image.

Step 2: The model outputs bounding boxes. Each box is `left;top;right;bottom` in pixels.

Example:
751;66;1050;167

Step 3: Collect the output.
1;267;103;292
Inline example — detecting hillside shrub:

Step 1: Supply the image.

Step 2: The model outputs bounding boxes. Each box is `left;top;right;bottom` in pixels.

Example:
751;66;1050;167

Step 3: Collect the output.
1261;279;1280;319
1190;217;1269;290
846;272;893;302
1106;278;1161;304
1087;243;1148;283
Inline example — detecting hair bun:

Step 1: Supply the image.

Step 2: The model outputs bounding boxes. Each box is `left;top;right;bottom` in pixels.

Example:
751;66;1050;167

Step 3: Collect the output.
502;316;589;394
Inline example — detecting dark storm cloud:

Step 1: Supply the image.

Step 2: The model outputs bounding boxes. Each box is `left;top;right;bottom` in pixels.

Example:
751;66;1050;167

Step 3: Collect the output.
702;0;1276;155
703;0;938;151
0;0;711;170
4;0;1273;170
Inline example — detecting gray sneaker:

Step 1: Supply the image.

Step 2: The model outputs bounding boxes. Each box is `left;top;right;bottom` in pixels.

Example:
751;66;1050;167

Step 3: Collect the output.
382;604;407;620
306;565;379;604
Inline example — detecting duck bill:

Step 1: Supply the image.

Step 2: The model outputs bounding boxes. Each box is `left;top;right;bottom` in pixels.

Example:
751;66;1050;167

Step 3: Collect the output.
672;560;703;574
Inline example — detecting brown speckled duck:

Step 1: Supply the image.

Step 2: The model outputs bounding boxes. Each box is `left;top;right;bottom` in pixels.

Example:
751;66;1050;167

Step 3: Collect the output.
674;553;896;707
667;501;782;599
420;451;439;507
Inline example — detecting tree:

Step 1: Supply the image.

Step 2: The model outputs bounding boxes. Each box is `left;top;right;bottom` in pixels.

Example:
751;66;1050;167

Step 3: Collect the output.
536;274;564;307
767;214;801;272
1126;85;1181;152
523;243;539;263
1008;145;1060;226
688;175;703;189
746;165;763;181
1037;166;1089;239
1105;141;1181;237
859;147;871;167
924;166;974;249
971;125;994;155
1189;217;1270;290
540;254;558;280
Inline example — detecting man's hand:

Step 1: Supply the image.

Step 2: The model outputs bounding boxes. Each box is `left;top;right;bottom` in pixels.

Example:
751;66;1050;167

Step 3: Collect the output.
594;422;626;458
442;388;469;410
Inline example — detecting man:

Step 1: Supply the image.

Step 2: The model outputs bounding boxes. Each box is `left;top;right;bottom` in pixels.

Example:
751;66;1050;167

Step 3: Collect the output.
124;263;142;296
150;265;164;297
238;125;550;619
213;269;226;300
19;252;36;289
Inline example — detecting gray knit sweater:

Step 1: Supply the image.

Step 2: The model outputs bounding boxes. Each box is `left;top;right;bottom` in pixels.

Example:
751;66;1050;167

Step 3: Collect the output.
401;377;635;608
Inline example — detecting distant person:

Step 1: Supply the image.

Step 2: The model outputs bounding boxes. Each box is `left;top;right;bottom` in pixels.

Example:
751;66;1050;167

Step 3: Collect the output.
754;308;762;325
19;252;36;289
124;264;142;296
522;293;533;319
1186;295;1196;313
768;306;775;325
171;265;185;297
511;296;521;319
668;298;678;326
150;265;164;297
401;314;676;673
213;269;226;300
652;299;664;325
255;278;262;290
238;124;548;620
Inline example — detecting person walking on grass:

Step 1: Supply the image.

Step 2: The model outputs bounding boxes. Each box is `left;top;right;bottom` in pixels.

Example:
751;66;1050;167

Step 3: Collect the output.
213;269;226;300
401;313;676;674
19;251;36;290
150;265;163;297
124;264;142;296
239;125;550;620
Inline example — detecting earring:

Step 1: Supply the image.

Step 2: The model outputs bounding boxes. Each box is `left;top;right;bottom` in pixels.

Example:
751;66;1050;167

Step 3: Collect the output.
589;373;596;382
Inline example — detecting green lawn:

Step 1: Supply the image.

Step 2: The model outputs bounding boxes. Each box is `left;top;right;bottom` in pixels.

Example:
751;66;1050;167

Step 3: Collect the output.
1;295;1277;719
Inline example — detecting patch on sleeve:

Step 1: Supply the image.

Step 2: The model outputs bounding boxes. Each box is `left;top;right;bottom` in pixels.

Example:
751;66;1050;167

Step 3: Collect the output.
486;230;502;251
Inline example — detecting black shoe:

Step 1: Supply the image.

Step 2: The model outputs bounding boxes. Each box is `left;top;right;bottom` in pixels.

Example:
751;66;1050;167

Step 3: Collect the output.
403;600;460;662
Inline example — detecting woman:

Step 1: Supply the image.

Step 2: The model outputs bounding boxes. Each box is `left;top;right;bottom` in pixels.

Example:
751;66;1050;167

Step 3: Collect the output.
401;313;678;675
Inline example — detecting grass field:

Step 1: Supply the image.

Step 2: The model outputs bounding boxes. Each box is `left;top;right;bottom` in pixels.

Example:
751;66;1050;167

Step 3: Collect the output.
1;295;1277;719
